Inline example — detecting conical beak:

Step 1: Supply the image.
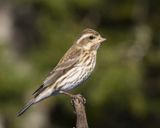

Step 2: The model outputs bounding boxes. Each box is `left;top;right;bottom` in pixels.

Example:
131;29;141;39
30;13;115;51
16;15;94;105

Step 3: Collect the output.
101;37;106;42
99;37;106;43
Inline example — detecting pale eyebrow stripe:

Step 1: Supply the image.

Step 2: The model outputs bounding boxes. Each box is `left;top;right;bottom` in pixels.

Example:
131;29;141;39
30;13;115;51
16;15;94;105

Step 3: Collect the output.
76;34;92;44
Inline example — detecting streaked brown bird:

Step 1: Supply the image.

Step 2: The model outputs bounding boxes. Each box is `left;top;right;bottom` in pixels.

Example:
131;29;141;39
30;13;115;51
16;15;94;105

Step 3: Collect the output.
17;28;106;116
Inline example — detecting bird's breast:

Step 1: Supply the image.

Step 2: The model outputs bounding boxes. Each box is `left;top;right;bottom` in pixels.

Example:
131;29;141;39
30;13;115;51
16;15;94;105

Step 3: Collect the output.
54;52;97;92
80;51;96;70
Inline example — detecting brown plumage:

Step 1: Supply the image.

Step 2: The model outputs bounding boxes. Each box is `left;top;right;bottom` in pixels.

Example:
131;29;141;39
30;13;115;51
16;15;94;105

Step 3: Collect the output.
17;28;106;116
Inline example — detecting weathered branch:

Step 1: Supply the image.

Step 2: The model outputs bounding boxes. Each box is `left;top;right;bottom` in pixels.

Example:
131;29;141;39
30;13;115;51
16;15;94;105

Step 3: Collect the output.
71;94;89;128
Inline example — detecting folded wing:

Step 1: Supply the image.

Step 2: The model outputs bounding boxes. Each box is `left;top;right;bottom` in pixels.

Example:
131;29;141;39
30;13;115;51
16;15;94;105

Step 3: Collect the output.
32;46;81;97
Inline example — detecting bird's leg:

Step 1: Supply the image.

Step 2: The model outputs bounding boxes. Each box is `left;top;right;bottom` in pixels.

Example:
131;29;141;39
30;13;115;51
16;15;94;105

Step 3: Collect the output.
60;91;86;104
60;91;75;98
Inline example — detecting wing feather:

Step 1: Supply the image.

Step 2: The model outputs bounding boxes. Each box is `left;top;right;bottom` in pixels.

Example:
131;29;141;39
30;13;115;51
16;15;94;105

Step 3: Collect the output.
32;46;81;97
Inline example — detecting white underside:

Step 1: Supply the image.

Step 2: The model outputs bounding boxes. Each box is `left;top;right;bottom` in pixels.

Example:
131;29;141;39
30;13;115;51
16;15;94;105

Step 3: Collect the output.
34;53;96;103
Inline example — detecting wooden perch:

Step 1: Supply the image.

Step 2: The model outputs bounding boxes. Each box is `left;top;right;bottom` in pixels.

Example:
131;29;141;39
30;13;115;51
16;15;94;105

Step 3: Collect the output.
71;94;89;128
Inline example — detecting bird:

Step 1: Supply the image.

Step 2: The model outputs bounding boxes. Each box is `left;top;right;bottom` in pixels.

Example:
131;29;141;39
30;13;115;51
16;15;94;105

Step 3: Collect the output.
17;28;106;116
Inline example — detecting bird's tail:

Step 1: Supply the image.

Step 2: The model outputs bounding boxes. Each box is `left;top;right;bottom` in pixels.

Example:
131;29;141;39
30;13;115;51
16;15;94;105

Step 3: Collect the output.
17;99;35;117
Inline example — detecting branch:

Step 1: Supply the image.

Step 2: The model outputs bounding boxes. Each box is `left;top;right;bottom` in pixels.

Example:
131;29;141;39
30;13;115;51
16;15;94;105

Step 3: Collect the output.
71;94;89;128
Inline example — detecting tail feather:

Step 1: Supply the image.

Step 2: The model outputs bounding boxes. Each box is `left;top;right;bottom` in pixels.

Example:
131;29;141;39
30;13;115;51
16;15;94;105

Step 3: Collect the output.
17;99;34;117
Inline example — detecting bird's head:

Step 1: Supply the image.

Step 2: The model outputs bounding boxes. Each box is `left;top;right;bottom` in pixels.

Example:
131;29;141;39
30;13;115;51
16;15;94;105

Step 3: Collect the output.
75;28;106;51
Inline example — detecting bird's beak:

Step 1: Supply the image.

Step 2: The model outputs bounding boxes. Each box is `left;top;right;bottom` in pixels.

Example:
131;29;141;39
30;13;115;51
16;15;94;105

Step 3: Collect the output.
99;37;107;43
102;37;106;42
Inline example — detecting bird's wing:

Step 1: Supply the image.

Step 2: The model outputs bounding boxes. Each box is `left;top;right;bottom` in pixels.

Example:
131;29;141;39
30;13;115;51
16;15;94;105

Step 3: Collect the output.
32;46;82;97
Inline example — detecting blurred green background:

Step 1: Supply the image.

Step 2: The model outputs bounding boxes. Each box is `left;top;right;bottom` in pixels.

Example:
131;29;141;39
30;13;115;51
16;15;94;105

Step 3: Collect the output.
0;0;160;128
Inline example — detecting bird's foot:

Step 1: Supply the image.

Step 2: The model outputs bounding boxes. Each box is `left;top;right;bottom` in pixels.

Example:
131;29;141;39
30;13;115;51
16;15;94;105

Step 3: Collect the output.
71;94;86;105
60;91;86;104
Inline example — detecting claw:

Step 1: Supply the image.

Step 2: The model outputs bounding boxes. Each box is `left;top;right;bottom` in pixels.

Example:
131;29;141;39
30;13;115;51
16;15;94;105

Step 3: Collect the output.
73;94;86;104
60;91;86;104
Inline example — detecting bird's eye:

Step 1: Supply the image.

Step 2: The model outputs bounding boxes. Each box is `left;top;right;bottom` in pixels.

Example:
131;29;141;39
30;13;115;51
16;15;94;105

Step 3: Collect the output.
89;36;95;40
